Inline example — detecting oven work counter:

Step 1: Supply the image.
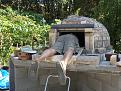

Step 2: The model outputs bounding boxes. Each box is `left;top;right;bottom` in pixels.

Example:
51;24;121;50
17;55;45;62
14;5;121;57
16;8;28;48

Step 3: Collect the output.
9;55;121;91
10;54;121;73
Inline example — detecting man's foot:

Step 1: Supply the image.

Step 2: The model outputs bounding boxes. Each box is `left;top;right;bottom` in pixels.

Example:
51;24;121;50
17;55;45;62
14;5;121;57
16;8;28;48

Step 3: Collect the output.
116;61;121;67
56;61;67;85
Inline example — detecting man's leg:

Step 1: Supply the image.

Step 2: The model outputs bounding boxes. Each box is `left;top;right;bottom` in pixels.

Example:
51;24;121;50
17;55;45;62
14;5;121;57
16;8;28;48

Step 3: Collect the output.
35;48;57;62
56;47;74;85
61;47;74;69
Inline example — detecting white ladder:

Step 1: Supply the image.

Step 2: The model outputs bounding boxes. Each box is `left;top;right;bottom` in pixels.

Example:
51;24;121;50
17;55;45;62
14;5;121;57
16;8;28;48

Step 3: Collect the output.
44;75;71;91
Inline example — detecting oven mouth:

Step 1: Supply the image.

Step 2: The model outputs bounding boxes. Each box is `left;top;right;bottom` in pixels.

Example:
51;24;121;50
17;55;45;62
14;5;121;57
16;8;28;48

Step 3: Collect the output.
59;31;85;47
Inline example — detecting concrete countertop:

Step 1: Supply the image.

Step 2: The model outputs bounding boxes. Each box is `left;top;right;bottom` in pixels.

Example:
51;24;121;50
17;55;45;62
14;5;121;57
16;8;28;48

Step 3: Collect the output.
10;56;121;74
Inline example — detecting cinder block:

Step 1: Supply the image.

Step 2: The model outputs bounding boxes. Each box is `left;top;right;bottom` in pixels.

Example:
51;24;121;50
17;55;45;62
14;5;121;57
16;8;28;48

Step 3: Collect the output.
102;83;118;91
77;83;83;91
46;55;77;65
15;88;27;91
67;71;79;81
13;59;31;67
78;73;88;85
87;77;102;91
39;75;60;85
118;76;121;90
15;78;39;89
75;55;100;65
38;68;60;85
86;72;96;78
68;72;79;91
82;84;95;91
27;87;44;91
47;85;66;91
38;68;58;76
14;67;28;79
111;73;120;88
95;72;111;85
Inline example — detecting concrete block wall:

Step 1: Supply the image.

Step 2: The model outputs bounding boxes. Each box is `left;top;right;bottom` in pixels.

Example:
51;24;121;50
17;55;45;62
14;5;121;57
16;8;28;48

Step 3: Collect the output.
14;67;67;91
13;67;121;91
12;65;121;91
76;72;121;91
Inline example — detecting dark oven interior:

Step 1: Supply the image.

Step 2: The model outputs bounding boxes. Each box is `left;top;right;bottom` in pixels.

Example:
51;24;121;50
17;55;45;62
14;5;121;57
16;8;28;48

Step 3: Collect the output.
59;31;85;47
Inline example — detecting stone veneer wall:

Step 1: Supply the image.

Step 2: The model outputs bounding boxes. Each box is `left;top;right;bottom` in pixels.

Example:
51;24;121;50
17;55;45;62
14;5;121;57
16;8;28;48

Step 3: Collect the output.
11;64;121;91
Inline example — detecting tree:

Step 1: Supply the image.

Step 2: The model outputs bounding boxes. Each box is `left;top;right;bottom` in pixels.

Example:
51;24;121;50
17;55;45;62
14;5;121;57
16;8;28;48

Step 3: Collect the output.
93;0;121;52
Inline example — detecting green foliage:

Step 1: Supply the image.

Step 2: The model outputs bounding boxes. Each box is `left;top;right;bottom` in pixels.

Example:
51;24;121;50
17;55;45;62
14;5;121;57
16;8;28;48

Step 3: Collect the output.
1;0;121;63
0;7;50;65
93;0;121;53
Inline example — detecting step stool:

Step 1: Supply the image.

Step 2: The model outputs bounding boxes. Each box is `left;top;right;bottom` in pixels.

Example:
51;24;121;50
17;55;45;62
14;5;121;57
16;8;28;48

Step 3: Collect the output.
44;75;71;91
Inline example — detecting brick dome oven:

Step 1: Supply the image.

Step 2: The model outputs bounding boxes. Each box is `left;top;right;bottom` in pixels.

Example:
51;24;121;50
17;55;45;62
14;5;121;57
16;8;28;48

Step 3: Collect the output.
49;15;111;54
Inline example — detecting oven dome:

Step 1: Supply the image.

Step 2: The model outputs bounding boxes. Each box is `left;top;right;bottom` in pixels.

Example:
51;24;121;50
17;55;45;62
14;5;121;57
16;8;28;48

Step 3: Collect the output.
62;15;111;51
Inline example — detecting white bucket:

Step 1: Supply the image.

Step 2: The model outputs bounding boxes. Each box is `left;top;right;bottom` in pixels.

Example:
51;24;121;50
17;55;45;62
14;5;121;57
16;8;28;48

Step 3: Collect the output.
110;55;117;65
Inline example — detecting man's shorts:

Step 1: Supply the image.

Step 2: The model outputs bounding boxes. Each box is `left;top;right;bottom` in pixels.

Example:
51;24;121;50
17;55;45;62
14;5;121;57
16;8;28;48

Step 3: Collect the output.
52;34;80;54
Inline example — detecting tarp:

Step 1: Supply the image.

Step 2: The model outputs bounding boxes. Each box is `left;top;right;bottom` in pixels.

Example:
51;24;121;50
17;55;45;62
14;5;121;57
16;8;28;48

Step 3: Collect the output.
0;69;9;89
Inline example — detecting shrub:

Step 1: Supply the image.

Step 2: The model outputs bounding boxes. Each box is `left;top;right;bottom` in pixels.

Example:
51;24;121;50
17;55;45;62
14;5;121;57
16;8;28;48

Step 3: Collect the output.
0;7;50;65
